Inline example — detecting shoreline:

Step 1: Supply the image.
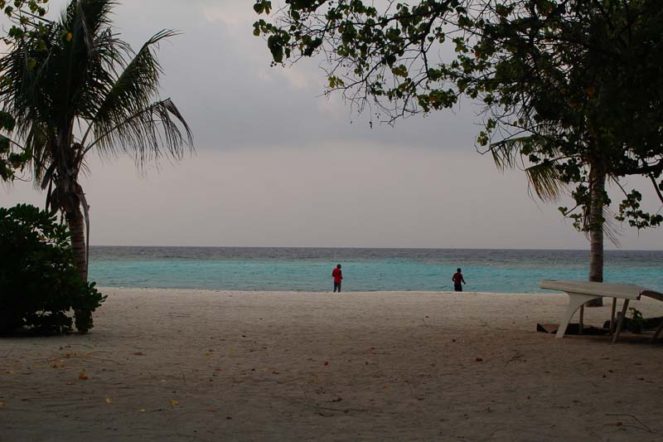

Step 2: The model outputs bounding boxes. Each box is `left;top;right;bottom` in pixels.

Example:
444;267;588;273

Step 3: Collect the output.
2;288;663;441
97;287;560;294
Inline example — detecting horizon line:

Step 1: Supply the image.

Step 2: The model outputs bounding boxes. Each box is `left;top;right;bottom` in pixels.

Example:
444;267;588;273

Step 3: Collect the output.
89;244;663;252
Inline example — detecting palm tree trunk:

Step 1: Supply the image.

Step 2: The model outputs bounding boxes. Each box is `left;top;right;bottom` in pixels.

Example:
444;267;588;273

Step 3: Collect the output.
66;204;88;282
586;158;606;307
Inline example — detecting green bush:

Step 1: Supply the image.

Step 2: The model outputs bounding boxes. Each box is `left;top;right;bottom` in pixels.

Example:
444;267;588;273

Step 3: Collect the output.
0;204;105;335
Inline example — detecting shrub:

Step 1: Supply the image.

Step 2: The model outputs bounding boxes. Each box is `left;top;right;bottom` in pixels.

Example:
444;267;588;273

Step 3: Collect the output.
0;204;105;335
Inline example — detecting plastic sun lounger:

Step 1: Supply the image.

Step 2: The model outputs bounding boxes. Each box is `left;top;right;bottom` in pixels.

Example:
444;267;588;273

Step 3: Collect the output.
540;280;663;343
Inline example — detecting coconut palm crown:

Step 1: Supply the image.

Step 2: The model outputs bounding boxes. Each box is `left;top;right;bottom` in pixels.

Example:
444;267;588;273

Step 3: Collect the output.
0;0;193;280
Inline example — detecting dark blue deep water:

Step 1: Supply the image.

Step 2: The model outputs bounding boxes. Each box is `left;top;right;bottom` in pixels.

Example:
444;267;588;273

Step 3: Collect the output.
88;247;663;293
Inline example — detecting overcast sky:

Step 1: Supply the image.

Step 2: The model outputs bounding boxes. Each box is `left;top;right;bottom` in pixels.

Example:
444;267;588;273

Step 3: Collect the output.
1;0;661;250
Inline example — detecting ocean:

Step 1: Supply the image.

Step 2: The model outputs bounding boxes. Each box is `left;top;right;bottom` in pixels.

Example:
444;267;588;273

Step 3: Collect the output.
89;247;663;293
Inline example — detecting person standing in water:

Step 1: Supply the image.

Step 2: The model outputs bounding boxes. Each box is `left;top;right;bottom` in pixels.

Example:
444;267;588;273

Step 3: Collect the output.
332;264;343;293
452;268;466;292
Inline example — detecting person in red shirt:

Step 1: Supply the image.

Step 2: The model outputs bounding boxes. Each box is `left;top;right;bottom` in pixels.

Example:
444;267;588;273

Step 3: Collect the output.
332;264;343;292
452;268;466;292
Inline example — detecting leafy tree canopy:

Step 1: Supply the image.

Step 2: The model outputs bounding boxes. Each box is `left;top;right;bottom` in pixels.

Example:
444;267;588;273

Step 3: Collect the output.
0;0;48;181
254;0;663;233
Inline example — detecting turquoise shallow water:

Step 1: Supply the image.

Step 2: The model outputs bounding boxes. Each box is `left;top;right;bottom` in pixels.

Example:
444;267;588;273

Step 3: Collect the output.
89;247;663;293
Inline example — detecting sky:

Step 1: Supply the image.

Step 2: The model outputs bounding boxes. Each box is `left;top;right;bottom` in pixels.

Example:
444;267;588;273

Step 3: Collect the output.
0;0;661;250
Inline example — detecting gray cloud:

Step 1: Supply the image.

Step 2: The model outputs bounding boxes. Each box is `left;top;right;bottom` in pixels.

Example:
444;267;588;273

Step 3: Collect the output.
1;0;661;250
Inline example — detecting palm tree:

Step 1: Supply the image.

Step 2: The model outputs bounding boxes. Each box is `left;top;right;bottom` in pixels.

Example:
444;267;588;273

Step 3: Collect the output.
0;0;192;282
490;135;612;307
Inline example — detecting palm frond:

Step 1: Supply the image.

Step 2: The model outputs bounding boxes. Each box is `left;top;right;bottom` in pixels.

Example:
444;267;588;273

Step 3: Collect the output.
62;0;115;37
86;98;192;167
489;134;567;201
83;29;192;164
489;136;530;171
524;161;565;201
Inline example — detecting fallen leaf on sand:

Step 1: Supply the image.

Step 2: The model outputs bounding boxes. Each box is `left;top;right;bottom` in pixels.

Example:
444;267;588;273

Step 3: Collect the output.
323;361;329;366
475;358;483;362
78;371;89;380
170;399;179;407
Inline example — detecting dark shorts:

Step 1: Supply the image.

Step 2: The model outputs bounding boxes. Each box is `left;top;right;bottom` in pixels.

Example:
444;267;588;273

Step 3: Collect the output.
333;282;342;292
454;283;463;292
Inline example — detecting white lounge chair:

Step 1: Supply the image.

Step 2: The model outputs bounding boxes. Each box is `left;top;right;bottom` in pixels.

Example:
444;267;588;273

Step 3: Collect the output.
540;280;663;343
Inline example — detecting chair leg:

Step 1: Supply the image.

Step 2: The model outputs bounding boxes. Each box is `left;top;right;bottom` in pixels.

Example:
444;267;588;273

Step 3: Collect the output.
652;321;663;343
556;294;599;339
610;298;617;332
579;305;584;335
612;299;630;344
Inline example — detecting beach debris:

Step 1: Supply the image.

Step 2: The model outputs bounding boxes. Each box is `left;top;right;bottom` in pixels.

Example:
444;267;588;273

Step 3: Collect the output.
0;400;5;408
133;352;144;356
105;397;112;404
323;361;329;366
475;357;483;362
169;399;179;408
78;370;89;380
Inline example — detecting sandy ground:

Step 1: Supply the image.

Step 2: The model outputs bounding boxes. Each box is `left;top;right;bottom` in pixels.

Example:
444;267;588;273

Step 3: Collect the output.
1;288;663;441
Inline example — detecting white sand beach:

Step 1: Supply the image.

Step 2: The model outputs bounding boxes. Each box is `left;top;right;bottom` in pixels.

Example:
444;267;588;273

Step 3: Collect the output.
2;289;663;441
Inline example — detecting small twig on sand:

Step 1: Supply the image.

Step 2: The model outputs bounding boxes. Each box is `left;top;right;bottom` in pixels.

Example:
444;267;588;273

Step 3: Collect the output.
1;346;15;358
315;405;367;414
605;413;654;433
505;351;524;366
